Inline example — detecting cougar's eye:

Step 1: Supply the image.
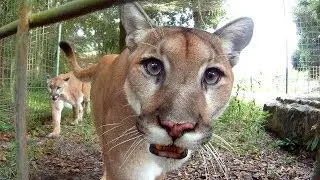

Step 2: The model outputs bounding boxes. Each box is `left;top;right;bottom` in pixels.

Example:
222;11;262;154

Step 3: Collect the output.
203;68;223;85
57;86;62;90
143;58;164;76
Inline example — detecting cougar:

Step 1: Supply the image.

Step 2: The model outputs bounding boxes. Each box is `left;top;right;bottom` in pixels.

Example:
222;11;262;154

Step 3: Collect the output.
46;72;91;138
59;2;253;179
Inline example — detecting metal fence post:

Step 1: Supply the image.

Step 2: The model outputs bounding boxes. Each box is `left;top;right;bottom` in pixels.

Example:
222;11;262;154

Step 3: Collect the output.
15;0;31;179
56;22;62;76
282;0;289;94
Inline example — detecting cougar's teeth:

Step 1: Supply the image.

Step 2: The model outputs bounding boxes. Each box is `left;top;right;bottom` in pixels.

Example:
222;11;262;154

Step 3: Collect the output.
155;144;163;150
176;147;184;154
149;144;188;159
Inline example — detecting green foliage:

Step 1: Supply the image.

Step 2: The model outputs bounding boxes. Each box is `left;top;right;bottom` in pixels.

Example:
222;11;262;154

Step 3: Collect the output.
275;137;300;152
143;0;225;30
307;123;320;151
292;0;320;79
307;135;320;151
61;7;120;55
212;97;269;155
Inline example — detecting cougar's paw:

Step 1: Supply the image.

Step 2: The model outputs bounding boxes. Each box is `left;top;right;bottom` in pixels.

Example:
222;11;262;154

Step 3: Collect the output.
47;132;59;138
85;108;91;115
71;120;79;125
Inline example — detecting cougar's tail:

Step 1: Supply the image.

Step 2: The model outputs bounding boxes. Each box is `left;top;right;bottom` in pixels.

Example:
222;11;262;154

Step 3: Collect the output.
59;41;97;81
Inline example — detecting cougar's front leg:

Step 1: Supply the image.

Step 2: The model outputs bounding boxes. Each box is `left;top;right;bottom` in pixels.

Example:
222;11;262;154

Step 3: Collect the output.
72;103;83;124
83;100;91;115
47;100;64;138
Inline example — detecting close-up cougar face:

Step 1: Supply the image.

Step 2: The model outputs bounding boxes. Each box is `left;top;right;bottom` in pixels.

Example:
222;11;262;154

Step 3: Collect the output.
59;2;254;179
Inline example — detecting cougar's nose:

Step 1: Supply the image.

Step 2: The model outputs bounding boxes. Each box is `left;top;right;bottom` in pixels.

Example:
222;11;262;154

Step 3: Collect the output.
51;95;59;101
160;120;195;138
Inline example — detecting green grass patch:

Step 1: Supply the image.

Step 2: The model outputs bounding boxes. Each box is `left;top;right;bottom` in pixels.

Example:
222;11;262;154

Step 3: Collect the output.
212;97;269;156
27;89;52;136
0;88;96;179
0;139;39;179
0;88;15;132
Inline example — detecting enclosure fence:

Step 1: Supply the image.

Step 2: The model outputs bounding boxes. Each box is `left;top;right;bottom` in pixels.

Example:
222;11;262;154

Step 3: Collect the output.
233;12;320;103
0;0;135;179
0;0;319;179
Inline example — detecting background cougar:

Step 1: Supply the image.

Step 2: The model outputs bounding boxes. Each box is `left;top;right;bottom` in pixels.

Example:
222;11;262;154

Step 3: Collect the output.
46;72;91;138
59;2;253;179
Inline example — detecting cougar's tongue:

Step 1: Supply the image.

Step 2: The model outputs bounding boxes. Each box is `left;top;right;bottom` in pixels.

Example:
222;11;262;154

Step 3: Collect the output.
149;144;188;159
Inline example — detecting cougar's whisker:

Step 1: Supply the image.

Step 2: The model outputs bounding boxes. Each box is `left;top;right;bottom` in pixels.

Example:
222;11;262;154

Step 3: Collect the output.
95;125;122;140
211;133;235;152
140;42;157;49
107;129;139;146
201;146;217;177
95;122;122;131
204;145;224;174
206;144;229;179
115;88;125;95
120;114;140;124
107;134;143;152
200;148;209;180
120;137;144;168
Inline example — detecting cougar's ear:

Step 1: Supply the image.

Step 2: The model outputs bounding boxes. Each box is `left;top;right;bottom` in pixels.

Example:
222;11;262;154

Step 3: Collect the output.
120;2;154;50
46;75;51;84
213;17;254;67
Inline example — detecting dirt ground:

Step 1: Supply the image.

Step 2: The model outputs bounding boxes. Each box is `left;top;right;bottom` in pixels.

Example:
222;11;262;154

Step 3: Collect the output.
24;135;314;180
0;126;315;180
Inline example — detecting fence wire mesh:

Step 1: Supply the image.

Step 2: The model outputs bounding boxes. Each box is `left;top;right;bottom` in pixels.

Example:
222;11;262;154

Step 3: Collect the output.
0;0;319;179
0;0;18;129
292;12;320;95
0;0;60;132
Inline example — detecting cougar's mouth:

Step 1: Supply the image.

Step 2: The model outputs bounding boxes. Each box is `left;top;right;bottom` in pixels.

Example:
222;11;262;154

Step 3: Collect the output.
149;144;188;159
51;95;60;101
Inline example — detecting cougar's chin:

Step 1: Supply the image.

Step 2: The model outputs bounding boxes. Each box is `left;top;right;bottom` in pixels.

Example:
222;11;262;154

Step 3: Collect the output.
149;144;188;159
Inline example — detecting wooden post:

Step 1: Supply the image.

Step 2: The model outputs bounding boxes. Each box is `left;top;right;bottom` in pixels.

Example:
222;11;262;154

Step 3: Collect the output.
15;0;31;179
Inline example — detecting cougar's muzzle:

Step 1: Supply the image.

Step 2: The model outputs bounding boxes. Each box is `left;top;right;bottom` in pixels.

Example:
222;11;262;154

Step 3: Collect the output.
51;94;60;101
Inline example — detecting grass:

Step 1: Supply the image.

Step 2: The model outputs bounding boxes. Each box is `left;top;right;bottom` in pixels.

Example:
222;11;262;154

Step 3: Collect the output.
0;88;15;133
0;89;96;179
0;89;270;179
211;97;269;156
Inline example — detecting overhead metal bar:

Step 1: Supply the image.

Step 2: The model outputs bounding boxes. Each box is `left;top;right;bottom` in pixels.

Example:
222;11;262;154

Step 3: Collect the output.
0;0;137;39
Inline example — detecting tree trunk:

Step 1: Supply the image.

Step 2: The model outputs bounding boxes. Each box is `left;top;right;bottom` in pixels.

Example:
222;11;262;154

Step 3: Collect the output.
119;19;126;52
193;10;202;29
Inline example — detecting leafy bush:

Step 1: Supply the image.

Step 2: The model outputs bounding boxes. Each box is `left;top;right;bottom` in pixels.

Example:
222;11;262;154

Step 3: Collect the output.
307;124;320;151
275;137;301;152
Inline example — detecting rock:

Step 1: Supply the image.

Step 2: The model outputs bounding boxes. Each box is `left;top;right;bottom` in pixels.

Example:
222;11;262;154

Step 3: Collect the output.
263;96;320;144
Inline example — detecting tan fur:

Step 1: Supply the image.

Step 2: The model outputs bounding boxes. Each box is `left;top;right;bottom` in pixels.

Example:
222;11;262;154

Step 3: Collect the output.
46;71;91;138
60;3;253;180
